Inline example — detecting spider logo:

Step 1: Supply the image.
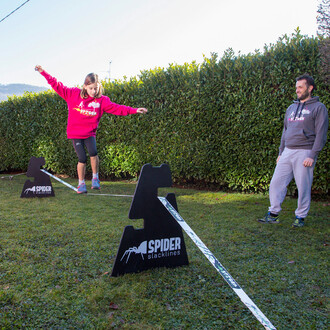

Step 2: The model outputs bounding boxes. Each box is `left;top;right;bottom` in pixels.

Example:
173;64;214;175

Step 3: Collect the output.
120;241;147;263
24;187;36;194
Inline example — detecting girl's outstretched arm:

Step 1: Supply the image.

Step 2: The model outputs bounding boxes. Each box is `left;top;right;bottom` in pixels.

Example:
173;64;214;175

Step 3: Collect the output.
35;65;75;100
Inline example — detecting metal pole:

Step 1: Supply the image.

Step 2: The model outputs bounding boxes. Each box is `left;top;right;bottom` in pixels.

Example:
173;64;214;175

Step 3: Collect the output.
109;60;112;80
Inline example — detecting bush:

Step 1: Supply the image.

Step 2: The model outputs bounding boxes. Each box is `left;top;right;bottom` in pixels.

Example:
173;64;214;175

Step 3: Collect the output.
99;143;141;179
0;30;328;193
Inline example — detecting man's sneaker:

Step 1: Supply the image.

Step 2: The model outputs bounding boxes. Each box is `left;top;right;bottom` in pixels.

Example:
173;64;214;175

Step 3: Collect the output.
91;178;100;190
77;183;87;194
292;216;304;228
258;212;280;224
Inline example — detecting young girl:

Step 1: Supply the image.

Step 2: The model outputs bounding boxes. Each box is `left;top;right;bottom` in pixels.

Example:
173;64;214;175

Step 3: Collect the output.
35;65;147;194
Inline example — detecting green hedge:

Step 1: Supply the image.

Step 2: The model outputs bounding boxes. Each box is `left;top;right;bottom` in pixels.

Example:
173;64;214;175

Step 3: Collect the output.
0;31;329;193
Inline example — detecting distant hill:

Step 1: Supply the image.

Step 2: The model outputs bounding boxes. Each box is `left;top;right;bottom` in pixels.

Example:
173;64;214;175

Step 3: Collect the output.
0;84;49;101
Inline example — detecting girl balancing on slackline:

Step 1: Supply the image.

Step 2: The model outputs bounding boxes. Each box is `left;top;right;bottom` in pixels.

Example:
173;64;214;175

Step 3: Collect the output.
35;65;148;194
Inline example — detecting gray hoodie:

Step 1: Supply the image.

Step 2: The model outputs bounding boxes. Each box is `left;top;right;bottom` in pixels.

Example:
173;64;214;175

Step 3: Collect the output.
279;96;328;160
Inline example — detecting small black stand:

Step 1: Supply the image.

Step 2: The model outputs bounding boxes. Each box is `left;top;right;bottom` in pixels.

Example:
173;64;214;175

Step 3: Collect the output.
21;157;55;198
111;164;189;277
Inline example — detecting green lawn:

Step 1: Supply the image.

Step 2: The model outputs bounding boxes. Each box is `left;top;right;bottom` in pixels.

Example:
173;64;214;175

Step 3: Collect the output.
0;174;329;329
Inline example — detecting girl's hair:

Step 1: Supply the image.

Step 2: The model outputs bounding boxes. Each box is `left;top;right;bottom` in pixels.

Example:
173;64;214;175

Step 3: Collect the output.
80;73;104;98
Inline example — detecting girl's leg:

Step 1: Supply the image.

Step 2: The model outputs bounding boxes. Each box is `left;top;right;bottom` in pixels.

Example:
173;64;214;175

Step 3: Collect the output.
90;156;99;175
77;162;86;182
72;139;87;184
84;136;100;189
84;136;99;175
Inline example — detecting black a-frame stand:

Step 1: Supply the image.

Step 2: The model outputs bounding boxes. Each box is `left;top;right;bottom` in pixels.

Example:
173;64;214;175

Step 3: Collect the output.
21;156;55;198
111;164;189;276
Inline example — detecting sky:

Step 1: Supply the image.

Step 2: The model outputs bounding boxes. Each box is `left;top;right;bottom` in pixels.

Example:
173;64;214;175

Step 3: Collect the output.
1;0;319;88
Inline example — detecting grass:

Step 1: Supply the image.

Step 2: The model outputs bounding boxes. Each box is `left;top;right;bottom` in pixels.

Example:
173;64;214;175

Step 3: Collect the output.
0;174;329;329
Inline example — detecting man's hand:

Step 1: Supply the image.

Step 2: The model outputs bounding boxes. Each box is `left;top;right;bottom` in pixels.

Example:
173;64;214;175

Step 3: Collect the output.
303;157;314;167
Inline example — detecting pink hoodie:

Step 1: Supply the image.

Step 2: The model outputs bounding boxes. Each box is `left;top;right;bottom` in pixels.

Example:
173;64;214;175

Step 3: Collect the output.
41;71;137;139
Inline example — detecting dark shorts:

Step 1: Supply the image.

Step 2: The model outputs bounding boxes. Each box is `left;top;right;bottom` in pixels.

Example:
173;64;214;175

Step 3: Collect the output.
72;136;97;164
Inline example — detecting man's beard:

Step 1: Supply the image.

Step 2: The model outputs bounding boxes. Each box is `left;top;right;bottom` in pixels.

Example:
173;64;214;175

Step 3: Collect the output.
297;89;311;101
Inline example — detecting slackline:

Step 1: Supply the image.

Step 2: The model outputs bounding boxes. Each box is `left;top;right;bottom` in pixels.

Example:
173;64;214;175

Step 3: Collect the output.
158;196;276;330
1;172;26;180
41;169;133;198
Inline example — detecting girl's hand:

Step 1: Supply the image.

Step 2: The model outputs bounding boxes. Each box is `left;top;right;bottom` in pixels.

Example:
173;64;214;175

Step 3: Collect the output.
35;65;44;73
136;108;148;114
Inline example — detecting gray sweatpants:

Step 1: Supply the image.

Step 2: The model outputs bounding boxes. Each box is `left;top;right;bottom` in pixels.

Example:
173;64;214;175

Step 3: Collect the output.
268;148;316;218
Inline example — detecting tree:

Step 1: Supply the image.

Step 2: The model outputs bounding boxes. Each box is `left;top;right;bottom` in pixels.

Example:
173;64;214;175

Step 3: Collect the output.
317;0;330;37
317;0;329;85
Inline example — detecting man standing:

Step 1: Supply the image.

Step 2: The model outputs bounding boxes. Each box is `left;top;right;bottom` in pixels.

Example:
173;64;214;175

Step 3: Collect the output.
259;74;328;227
